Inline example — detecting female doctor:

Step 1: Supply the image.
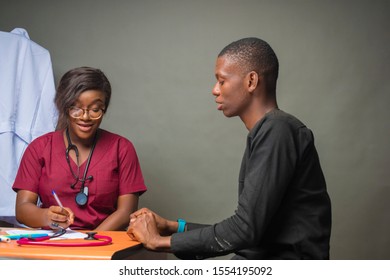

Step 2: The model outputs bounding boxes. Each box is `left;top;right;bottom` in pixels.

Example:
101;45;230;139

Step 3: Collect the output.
13;66;147;230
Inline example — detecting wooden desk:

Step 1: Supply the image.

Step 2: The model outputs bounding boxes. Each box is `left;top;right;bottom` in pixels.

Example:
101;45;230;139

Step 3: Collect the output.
0;228;166;260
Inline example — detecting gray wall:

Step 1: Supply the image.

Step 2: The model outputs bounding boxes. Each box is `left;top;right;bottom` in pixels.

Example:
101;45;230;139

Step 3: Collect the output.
1;0;389;259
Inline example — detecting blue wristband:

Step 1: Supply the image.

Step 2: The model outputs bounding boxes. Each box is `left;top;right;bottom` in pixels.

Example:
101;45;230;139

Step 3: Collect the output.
177;219;186;233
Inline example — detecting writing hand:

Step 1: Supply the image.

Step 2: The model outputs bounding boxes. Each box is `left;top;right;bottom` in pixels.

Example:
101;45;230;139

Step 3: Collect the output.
46;206;75;229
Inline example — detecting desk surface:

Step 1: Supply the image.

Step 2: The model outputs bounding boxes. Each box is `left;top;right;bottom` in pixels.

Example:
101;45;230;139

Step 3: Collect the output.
0;228;163;260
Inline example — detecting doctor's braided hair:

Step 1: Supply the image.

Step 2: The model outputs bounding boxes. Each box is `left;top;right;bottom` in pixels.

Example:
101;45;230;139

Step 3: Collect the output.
55;66;112;130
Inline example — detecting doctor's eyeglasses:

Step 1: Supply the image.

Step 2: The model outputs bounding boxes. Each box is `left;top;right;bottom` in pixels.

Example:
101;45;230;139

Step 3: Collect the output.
68;106;105;120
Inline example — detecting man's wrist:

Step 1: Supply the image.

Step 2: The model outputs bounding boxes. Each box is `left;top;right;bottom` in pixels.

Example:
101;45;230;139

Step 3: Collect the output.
165;220;180;235
150;235;172;251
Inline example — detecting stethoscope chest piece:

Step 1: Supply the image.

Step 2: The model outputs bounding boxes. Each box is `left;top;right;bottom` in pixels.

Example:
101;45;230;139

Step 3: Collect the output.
85;232;98;240
75;188;88;206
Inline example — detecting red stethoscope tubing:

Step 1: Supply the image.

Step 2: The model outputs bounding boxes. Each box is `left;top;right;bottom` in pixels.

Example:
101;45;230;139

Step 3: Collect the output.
17;234;112;247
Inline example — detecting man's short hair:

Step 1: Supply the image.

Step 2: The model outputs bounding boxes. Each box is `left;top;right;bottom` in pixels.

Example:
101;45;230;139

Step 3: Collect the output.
218;37;279;94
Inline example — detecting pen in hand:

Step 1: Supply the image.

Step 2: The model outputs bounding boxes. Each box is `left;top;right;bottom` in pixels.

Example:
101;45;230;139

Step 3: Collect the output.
52;190;70;223
52;190;64;208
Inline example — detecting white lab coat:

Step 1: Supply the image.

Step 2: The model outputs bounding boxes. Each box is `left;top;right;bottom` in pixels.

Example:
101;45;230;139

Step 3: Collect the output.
0;28;57;224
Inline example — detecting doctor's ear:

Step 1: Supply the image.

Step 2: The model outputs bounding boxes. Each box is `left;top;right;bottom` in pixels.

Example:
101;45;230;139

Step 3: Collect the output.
247;71;259;92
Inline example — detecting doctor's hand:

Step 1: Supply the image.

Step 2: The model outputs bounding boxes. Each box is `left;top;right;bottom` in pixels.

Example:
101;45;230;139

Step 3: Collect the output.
46;206;75;229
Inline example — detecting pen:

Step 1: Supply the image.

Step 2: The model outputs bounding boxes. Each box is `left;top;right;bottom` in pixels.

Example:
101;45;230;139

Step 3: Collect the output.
52;190;71;223
0;235;11;242
52;190;64;208
1;233;49;240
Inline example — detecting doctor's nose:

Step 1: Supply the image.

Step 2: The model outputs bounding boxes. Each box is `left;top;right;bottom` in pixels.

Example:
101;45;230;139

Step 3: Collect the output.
80;110;92;120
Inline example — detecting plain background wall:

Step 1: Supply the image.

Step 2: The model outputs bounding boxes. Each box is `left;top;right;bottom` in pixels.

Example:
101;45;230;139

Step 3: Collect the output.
1;0;389;259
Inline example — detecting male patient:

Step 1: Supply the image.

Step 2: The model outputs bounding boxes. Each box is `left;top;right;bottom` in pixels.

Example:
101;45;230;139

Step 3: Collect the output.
127;37;332;260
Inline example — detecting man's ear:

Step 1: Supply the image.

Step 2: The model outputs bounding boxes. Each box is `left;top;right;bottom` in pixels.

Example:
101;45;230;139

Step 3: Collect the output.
247;71;259;93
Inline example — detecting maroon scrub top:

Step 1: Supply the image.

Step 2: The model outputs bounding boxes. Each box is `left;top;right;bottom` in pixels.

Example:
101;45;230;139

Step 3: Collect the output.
13;129;147;229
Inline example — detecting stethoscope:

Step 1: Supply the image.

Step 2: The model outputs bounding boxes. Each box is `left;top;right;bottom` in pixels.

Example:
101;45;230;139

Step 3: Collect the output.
65;128;98;206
